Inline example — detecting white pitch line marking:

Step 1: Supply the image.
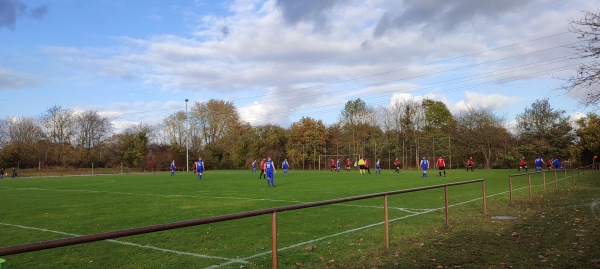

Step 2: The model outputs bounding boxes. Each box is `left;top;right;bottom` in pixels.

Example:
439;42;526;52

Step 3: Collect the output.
0;222;247;263
0;187;425;213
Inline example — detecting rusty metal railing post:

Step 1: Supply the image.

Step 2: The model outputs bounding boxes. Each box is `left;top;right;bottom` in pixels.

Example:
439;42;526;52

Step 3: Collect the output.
271;212;277;269
564;170;567;187
527;173;532;200
444;185;449;228
571;169;574;184
509;176;513;205
554;170;557;189
384;195;389;249
542;171;546;193
482;180;487;216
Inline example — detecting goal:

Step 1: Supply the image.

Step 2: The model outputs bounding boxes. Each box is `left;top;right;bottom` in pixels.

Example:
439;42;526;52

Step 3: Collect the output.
318;154;361;170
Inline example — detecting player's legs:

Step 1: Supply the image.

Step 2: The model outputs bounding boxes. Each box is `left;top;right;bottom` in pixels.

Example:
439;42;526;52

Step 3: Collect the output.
267;171;275;186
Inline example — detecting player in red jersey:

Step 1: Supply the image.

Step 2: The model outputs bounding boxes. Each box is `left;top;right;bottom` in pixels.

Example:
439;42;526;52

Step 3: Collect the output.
436;156;446;177
467;157;474;171
259;158;266;179
394;158;400;173
330;159;336;172
518;157;528;172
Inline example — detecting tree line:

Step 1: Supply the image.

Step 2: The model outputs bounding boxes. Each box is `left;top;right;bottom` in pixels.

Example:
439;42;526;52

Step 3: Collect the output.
1;98;598;171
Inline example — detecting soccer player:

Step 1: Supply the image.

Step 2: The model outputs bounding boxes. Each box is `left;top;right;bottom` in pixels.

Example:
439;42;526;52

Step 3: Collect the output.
251;160;257;173
365;158;372;174
336;159;341;172
193;161;197;174
394;158;400;173
547;159;553;170
467;157;474;172
346;158;351;172
436;156;446;177
330;158;336;173
375;159;381;174
420;157;429;178
282;159;289;175
265;156;276;187
259;158;266;179
518;157;528;172
553;157;562;169
170;160;176;176
358;157;366;174
196;157;205;180
535;156;544;172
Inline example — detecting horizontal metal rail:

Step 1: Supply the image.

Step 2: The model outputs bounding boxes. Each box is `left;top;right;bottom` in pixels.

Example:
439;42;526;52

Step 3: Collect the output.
0;179;484;257
508;165;593;205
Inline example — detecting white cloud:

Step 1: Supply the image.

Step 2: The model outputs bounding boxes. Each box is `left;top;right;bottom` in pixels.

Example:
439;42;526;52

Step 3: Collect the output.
453;91;520;112
15;0;596;127
568;111;586;129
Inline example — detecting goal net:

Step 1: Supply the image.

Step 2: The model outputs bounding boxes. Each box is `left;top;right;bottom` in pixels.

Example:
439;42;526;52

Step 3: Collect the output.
318;154;361;170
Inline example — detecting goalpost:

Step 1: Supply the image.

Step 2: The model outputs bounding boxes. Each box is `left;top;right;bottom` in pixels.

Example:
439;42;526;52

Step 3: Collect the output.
318;154;361;170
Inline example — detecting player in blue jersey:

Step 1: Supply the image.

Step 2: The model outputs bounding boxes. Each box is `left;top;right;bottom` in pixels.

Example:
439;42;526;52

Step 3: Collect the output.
336;159;341;172
375;159;381;174
535;156;544;172
251;160;257;173
265;157;276;187
170;160;176;176
420;157;429;178
282;159;289;175
553;157;562;169
196;157;205;180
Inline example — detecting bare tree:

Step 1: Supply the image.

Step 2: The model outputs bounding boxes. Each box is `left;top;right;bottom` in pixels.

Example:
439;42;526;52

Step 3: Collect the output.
40;105;75;166
75;110;111;150
7;116;43;143
0;118;7;147
162;111;187;147
41;105;74;144
563;11;600;106
4;116;44;167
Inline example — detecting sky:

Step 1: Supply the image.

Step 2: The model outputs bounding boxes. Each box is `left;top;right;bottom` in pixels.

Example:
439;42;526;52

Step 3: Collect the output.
1;0;599;132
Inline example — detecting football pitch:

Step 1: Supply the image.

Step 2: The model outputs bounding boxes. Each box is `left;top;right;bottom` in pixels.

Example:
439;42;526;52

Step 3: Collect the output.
0;168;576;268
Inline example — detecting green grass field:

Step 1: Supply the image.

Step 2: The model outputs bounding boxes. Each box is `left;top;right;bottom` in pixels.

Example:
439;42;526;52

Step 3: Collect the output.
0;168;587;268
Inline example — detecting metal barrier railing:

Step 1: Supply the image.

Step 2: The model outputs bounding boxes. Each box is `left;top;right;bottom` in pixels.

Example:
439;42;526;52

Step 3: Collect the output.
508;165;593;205
0;179;486;269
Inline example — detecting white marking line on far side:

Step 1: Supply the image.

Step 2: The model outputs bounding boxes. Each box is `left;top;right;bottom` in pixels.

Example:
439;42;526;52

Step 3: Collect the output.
0;223;247;263
204;178;565;269
0;187;426;213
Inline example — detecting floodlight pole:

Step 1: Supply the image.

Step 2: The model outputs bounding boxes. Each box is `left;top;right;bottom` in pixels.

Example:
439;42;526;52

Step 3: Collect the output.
185;99;189;172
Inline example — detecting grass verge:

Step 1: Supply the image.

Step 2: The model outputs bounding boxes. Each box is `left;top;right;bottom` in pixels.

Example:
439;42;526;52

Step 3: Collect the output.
309;174;600;269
